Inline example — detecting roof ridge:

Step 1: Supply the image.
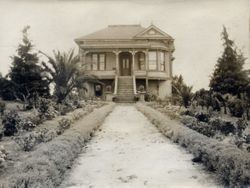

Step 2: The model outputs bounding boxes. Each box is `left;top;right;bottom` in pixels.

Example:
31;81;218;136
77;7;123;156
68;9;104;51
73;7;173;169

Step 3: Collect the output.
108;24;142;27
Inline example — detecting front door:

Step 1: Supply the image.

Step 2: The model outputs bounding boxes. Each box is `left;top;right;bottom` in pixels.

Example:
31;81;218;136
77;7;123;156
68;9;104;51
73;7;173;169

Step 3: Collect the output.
120;54;131;76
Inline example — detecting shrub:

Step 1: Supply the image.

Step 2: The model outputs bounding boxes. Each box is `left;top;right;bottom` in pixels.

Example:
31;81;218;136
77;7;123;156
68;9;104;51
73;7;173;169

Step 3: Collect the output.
57;118;71;135
2;111;21;136
18;119;36;131
36;97;58;120
194;112;210;122
209;117;236;136
1;103;115;187
15;128;57;151
245;134;250;144
145;91;157;102
0;145;6;170
228;98;244;117
15;132;44;151
73;100;82;109
181;115;216;137
56;103;74;116
220;121;236;136
0;101;6;116
137;103;250;186
235;119;248;137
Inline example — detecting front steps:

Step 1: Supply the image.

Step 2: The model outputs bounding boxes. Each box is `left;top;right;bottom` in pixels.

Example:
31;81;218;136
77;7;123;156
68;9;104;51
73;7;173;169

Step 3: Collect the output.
117;76;135;103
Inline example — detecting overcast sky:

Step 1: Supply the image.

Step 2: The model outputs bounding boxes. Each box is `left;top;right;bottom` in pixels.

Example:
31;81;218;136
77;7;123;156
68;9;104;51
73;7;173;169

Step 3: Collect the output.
0;0;249;90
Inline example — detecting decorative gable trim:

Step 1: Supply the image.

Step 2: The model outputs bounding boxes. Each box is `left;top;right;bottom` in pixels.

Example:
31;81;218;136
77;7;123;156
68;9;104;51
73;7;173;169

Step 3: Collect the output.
134;24;173;40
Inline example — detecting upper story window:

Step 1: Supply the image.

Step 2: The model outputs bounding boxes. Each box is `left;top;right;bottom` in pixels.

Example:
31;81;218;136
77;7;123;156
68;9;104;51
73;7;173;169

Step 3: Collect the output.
91;53;106;71
148;51;157;70
138;52;145;70
159;51;165;71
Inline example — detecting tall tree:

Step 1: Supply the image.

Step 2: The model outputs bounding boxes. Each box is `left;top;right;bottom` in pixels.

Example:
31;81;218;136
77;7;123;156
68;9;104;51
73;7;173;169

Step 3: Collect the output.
41;50;97;103
8;26;50;101
209;26;248;96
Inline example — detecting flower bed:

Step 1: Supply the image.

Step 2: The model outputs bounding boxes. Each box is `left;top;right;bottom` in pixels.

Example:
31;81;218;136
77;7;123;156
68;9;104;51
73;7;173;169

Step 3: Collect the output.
136;103;250;186
0;103;115;188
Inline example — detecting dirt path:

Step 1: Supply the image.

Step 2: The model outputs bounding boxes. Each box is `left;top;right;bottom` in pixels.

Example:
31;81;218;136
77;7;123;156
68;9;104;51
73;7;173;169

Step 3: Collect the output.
61;105;219;188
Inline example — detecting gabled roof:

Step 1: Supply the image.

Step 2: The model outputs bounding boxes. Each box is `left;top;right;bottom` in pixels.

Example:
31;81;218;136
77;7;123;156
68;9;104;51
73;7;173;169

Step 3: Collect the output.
75;25;145;40
75;24;173;41
134;24;173;39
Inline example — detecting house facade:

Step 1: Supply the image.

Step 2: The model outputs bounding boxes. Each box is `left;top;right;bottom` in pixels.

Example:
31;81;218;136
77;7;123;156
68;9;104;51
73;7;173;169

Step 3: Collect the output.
75;24;174;102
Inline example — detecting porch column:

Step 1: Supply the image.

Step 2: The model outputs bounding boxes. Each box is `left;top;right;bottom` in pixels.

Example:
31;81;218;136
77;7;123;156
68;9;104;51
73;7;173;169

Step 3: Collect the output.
113;50;121;76
130;50;136;75
145;49;149;91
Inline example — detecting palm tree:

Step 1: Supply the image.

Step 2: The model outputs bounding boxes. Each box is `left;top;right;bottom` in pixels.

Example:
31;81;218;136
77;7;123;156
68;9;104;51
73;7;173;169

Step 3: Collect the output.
172;80;193;108
40;49;97;103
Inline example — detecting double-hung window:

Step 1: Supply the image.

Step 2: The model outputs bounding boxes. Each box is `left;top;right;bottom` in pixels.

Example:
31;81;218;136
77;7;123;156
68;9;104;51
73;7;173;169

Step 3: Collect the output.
138;52;145;70
92;53;105;70
159;51;165;71
148;51;157;70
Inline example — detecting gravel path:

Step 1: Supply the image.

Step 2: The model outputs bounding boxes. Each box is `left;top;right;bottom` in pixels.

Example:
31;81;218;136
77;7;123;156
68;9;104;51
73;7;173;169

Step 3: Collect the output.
61;105;219;188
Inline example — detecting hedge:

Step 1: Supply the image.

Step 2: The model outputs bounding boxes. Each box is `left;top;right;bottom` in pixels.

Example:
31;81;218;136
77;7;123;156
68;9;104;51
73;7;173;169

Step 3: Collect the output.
136;103;250;186
0;103;115;188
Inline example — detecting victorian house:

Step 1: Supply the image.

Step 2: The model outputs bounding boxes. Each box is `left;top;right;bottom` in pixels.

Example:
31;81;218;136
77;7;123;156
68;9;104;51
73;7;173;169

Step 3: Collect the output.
75;24;174;102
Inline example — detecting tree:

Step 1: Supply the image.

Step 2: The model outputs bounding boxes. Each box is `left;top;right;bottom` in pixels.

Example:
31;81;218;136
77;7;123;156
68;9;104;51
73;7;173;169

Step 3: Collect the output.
172;75;193;108
41;50;97;103
209;26;248;96
8;26;50;101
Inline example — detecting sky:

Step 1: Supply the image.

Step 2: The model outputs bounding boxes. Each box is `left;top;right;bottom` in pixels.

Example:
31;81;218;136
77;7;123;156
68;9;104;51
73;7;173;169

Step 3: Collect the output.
0;0;249;91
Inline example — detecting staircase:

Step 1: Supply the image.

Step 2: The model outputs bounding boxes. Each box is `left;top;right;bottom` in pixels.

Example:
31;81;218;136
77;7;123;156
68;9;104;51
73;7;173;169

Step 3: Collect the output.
117;76;135;103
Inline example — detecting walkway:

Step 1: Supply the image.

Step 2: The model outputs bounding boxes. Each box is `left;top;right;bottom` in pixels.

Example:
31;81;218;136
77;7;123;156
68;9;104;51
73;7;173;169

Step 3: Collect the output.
61;105;218;188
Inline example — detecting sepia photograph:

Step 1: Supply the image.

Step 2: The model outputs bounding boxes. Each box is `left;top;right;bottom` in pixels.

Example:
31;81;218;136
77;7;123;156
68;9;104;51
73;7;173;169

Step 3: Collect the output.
0;0;249;187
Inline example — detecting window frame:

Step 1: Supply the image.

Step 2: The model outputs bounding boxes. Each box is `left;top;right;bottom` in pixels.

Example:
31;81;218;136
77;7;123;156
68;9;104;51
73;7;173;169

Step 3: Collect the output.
91;53;106;71
138;52;145;70
159;51;165;71
148;51;157;70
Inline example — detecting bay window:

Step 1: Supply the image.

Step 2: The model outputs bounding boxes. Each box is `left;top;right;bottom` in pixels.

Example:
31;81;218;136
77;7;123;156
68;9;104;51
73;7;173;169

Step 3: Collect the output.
159;51;165;71
148;51;157;70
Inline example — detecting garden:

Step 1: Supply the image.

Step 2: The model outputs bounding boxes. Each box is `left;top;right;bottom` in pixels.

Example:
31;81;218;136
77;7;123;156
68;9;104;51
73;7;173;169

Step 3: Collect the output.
140;27;250;186
0;26;114;187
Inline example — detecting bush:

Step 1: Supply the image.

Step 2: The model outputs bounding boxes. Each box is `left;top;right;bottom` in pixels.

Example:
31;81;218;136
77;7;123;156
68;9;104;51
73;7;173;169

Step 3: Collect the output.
2;111;21;136
181;115;216;137
194;112;210;122
235;119;248;137
18;119;36;131
228;98;244;117
0;101;6;116
137;103;250;186
209;117;236;136
220;121;236;136
145;91;157;102
2;103;115;187
0;145;6;170
57;118;71;135
15;131;44;151
36;97;58;120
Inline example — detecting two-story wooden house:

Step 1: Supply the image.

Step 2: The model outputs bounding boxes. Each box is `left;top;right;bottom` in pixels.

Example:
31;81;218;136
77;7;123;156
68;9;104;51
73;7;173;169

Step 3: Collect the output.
75;24;174;102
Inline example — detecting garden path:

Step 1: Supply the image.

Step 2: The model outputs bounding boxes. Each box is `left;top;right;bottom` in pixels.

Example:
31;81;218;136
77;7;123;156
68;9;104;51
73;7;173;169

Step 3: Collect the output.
61;105;219;188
